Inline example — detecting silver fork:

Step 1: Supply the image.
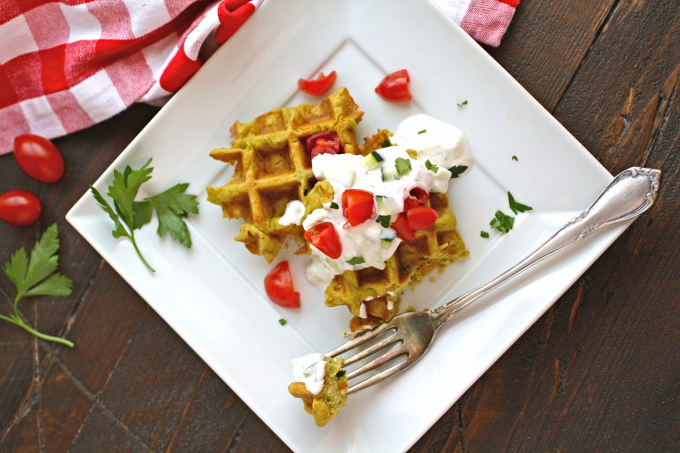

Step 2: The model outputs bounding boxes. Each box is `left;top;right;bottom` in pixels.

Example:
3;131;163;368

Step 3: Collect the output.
327;167;661;394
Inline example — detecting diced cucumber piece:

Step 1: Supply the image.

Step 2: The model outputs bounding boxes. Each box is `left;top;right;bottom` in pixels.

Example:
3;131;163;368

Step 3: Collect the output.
376;196;390;215
380;229;396;250
361;151;384;170
381;239;393;250
381;166;397;182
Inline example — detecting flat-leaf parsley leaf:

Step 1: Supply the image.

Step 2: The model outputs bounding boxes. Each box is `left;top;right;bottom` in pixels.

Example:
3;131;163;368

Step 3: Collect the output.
330;201;339;209
418;129;427;134
346;257;365;265
395;157;411;174
1;224;74;347
425;160;439;173
448;165;468;178
457;100;468;106
480;231;489;238
512;155;518;161
508;192;533;215
376;215;391;228
381;139;391;148
490;210;515;233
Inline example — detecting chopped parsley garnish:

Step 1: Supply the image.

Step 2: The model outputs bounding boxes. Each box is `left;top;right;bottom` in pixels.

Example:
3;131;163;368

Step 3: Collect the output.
346;257;365;265
336;370;346;378
508;192;533;215
303;189;308;196
448;165;468;178
425;160;439;173
457;100;468;106
395;157;411;174
376;215;391;228
91;158;199;272
381;139;391;148
490;210;515;233
1;224;74;347
512;155;518;161
279;319;287;326
480;231;489;238
418;129;427;134
330;201;339;209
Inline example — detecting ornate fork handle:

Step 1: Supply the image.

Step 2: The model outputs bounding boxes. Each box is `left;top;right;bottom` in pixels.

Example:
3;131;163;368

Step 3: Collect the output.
431;167;661;328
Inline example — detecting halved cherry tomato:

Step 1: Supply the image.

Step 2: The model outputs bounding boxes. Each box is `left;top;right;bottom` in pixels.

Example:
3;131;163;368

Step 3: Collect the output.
304;222;342;259
264;261;300;308
375;69;411;102
390;213;416;241
310;145;338;160
0;189;42;227
409;186;429;204
407;206;438;230
298;71;337;96
306;131;341;154
14;135;65;183
342;189;375;226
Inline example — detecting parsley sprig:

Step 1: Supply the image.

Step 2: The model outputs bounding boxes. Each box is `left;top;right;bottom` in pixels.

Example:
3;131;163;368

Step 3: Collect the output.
395;158;411;174
425;160;439;173
448;165;468;178
490;210;515;233
1;224;74;347
91;158;199;272
508;192;533;215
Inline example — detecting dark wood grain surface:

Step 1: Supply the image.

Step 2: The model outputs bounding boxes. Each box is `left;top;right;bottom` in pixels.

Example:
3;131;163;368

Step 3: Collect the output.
1;1;679;452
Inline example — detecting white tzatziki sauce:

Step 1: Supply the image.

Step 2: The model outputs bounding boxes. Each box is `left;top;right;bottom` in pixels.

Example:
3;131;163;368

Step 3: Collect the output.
291;353;326;395
304;114;472;289
278;200;305;226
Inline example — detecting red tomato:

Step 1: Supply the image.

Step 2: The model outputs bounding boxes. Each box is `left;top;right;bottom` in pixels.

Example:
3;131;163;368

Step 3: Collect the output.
310;145;338;160
409;186;429;204
304;222;342;259
305;131;341;153
390;213;416;241
14;135;65;183
264;262;300;308
0;189;42;227
407;206;438;230
298;71;337;96
342;189;375;226
403;196;420;211
375;69;411;102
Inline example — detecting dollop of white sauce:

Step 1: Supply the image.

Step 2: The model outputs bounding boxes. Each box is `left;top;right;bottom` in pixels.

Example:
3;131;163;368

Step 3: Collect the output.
392;113;473;171
304;114;473;290
292;353;326;395
278;200;306;226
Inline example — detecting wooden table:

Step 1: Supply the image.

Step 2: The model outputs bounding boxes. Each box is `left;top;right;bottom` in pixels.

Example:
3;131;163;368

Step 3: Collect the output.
1;1;679;451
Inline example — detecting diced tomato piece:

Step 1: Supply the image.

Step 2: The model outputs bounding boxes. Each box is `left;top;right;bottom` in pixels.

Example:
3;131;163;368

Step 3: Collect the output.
298;71;337;96
306;131;341;153
304;222;342;259
409;186;429;204
403;196;420;211
264;261;300;308
342;189;375;226
310;145;338;160
407;206;438;230
391;213;416;241
375;69;411;102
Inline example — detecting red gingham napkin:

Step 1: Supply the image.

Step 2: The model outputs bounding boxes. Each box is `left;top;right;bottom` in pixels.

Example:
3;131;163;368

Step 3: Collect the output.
0;0;519;155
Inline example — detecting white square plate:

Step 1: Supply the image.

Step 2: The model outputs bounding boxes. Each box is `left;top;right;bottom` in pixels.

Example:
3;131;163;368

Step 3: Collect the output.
67;0;624;451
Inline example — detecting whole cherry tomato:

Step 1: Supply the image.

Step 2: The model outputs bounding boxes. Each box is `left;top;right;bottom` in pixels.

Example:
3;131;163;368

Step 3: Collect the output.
390;213;416;241
342;189;375;226
14;135;65;183
0;189;42;227
310;145;338;160
407;206;438;230
375;69;411;102
298;71;337;96
304;222;342;259
264;261;300;308
306;131;341;153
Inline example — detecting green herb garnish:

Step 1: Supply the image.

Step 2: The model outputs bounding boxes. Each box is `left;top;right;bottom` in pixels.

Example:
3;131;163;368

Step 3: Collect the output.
1;224;74;347
508;192;533;215
346;257;365;265
279;319;287;326
480;231;489;238
381;139;391;148
395;157;411;174
457;100;468;106
91;158;199;272
425;160;439;173
490;210;515;233
448;165;468;178
330;201;339;209
336;370;346;378
376;215;391;228
418;129;427;134
512;155;518;161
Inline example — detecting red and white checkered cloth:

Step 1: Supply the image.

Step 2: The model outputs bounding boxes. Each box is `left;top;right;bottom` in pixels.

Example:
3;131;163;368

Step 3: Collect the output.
0;0;519;155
